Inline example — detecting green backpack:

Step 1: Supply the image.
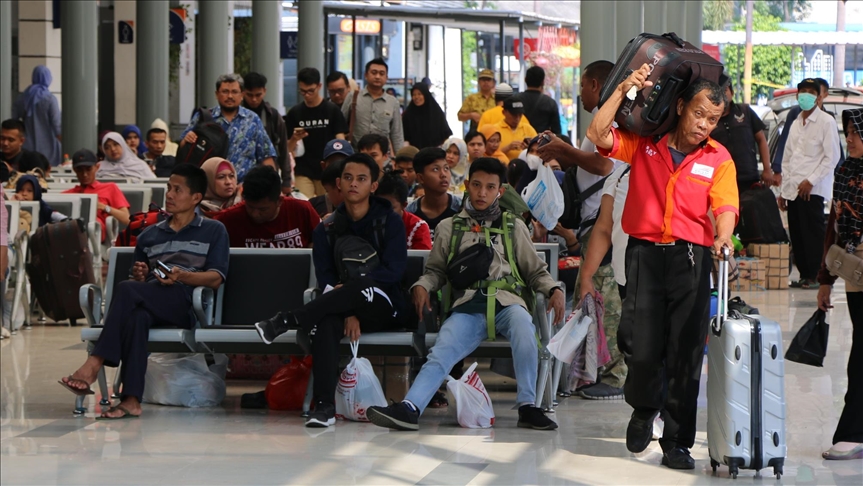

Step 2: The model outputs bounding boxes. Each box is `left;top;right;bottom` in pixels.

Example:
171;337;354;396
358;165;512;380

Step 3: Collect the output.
442;211;535;340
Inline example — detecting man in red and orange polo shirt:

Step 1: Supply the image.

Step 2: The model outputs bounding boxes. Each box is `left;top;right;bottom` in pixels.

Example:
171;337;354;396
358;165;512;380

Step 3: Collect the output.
587;64;738;470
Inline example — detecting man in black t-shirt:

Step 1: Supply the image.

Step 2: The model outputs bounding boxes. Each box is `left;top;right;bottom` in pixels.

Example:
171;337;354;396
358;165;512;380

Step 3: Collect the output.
1;119;51;182
520;67;562;135
709;83;773;193
285;68;348;198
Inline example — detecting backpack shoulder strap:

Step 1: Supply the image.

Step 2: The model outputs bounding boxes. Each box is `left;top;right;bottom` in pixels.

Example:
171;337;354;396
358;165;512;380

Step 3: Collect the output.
578;173;612;203
198;106;214;124
372;214;387;251
447;216;469;264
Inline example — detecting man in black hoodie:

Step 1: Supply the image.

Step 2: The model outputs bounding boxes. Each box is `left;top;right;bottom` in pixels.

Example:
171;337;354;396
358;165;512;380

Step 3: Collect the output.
242;72;289;187
254;153;407;427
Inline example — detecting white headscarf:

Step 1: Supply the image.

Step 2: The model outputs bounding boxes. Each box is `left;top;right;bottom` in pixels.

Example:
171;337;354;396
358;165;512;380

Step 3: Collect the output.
97;132;155;181
442;137;469;189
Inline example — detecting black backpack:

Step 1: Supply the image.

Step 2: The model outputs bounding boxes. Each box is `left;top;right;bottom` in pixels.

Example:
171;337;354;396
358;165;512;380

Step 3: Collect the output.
324;211;387;283
558;168;611;231
176;107;229;167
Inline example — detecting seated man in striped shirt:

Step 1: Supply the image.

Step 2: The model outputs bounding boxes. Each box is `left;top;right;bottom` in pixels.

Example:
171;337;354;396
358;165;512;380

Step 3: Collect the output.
59;164;230;420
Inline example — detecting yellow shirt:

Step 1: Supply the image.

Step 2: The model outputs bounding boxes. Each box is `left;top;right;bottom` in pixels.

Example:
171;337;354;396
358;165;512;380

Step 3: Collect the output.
478;106;504;128
497;117;538;160
458;92;496;117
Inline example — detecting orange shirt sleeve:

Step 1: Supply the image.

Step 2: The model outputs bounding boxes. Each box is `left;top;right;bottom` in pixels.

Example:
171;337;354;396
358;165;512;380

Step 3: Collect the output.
596;127;639;164
709;159;739;222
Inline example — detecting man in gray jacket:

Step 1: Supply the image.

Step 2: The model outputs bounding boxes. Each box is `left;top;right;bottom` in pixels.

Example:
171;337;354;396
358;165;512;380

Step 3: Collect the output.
367;157;565;431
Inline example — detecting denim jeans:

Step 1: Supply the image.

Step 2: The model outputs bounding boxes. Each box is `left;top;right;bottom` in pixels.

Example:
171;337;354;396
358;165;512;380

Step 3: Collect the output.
405;304;538;414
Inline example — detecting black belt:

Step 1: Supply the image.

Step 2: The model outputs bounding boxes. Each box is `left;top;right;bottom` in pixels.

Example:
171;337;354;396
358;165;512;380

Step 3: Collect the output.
628;237;700;248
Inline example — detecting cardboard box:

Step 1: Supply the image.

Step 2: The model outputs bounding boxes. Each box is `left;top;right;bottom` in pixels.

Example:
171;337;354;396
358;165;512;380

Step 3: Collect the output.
767;276;789;289
768;265;783;277
769;244;781;259
779;244;790;260
747;244;766;257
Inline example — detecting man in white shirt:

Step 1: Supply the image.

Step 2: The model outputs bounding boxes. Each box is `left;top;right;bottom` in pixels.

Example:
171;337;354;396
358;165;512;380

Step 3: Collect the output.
779;78;841;288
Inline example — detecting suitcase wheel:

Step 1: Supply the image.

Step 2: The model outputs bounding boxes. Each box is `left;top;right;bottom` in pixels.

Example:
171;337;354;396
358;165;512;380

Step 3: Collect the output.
729;465;739;479
710;459;719;473
773;465;782;479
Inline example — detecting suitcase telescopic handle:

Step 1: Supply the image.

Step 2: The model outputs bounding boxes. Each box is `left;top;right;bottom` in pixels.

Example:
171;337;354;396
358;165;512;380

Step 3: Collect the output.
713;246;731;333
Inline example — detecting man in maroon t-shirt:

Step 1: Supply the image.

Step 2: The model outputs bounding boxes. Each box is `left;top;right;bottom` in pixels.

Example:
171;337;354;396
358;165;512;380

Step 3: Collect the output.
215;166;320;248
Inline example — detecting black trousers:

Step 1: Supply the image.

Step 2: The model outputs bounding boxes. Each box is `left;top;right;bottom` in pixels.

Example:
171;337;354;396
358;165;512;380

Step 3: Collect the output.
834;291;863;444
787;195;826;280
92;280;192;402
618;238;712;452
294;277;399;405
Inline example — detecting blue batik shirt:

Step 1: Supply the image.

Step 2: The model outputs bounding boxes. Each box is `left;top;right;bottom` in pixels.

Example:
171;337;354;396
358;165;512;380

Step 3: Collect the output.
181;106;277;182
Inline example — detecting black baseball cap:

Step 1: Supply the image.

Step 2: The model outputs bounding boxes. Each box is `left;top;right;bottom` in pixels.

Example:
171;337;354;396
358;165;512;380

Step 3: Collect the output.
71;149;98;168
797;78;820;92
503;97;525;116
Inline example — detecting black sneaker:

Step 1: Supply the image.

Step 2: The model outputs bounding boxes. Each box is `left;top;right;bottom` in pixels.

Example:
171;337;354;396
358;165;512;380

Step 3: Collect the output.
367;401;419;431
578;382;624;400
254;311;295;345
517;405;559;430
661;447;695;469
626;410;660;453
305;401;336;428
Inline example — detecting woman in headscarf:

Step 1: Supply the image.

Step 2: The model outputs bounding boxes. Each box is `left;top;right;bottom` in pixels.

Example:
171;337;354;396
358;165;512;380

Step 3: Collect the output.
12;65;62;167
96;132;155;181
200;157;242;215
121;125;146;159
402;83;452;149
816;108;863;461
479;124;510;165
13;174;66;226
442;137;469;195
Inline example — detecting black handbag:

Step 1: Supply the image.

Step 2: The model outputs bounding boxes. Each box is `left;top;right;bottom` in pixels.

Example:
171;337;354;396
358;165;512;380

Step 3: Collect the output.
785;309;829;367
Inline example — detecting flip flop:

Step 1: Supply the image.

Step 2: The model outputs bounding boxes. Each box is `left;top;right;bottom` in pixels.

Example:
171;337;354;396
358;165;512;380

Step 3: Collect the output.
58;376;95;396
96;405;140;421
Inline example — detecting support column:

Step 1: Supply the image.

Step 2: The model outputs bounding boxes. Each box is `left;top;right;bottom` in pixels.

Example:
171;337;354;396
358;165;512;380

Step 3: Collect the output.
579;0;617;140
834;0;846;89
252;0;283;112
114;1;136;125
685;0;703;48
198;0;233;108
137;0;169;129
666;1;687;41
0;0;11;120
643;0;667;36
615;1;643;54
62;0;98;153
297;0;324;83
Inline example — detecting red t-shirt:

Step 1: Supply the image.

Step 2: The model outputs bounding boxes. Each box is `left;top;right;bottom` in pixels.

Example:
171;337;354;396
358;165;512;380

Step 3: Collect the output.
63;181;131;238
403;210;432;250
214;197;320;248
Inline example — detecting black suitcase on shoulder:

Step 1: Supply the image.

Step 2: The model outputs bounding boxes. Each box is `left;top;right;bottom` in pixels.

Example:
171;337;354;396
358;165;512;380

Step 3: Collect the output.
598;32;725;137
176;107;228;167
26;219;96;324
737;185;789;245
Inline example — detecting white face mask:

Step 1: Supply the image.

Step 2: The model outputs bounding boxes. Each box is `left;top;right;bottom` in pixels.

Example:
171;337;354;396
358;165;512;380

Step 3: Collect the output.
525;153;543;171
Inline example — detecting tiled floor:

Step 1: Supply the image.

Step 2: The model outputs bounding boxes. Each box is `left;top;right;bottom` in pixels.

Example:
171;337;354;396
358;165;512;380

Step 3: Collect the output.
1;284;861;485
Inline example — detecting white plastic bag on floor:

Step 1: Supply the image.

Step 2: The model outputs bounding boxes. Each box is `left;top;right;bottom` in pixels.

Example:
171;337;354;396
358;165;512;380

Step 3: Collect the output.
446;362;495;429
142;353;228;408
335;341;387;422
521;163;565;230
547;308;591;364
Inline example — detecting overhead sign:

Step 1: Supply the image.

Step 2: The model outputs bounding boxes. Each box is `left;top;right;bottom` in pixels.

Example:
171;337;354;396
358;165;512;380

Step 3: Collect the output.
340;19;380;34
169;8;186;44
118;21;134;44
280;32;298;59
513;39;539;60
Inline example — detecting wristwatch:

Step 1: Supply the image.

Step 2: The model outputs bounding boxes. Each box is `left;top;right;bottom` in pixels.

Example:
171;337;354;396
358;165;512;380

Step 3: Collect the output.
548;287;562;298
104;205;112;214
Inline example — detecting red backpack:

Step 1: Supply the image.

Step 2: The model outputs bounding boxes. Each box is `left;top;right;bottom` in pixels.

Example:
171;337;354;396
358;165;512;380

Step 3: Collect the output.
115;204;170;247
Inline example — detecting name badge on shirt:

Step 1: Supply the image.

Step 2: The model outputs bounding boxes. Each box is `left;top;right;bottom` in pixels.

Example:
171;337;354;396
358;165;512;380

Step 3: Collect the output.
691;163;714;179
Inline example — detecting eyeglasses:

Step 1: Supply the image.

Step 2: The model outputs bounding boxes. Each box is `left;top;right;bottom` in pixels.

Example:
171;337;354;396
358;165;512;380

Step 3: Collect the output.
299;86;320;96
328;88;347;95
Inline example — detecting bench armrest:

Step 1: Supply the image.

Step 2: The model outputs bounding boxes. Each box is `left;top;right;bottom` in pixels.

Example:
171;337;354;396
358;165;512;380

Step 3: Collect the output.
304;287;321;304
534;281;565;346
79;284;103;327
192;286;215;327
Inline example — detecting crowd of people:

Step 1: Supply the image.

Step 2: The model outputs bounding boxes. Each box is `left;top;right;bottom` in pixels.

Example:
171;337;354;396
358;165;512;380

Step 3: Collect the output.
2;56;860;466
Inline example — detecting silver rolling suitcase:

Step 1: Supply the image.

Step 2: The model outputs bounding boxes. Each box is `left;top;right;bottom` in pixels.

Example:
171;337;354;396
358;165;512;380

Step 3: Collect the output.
707;249;786;479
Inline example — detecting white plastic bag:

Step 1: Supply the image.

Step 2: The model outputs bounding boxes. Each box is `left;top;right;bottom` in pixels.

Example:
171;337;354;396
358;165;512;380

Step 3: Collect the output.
142;353;228;408
446;362;495;429
335;341;387;422
521;164;565;230
547;308;591;364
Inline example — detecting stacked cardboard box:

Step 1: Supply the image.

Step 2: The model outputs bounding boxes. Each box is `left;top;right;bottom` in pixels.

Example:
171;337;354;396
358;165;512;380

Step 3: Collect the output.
733;257;766;291
747;244;790;289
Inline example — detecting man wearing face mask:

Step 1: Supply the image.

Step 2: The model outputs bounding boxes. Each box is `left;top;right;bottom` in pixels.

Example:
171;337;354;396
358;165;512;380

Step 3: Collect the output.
778;78;841;289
